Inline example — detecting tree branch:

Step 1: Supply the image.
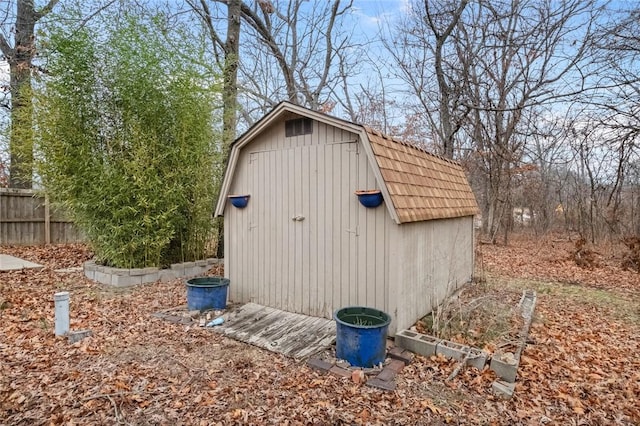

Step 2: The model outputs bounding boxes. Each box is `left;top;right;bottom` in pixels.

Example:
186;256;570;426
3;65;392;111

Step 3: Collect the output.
0;34;12;60
35;0;61;20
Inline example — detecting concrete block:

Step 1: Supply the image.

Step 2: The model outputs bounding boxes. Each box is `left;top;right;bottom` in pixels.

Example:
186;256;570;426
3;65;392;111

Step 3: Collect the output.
467;349;490;370
170;263;185;274
129;268;145;276
185;267;203;278
436;340;470;362
93;271;111;285
141;273;159;284
307;358;333;373
68;329;92;344
490;352;519;383
366;377;396;391
195;260;208;267
84;269;95;280
83;261;97;272
158;270;177;282
395;330;440;357
492;380;515;399
111;274;143;287
111;268;130;276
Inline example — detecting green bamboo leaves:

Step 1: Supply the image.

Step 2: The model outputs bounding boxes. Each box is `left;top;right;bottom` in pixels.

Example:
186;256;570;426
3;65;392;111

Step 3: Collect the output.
37;15;221;268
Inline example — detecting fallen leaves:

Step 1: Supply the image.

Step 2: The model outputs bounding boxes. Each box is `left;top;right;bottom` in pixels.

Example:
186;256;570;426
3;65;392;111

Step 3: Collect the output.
419;398;442;414
480;233;640;297
1;239;639;424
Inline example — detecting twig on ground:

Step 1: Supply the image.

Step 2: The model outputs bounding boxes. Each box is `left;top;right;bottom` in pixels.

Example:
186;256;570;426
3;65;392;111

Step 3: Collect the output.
446;350;471;382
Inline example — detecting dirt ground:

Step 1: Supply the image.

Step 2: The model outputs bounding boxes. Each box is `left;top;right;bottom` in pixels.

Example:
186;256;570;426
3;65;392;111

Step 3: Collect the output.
1;236;639;425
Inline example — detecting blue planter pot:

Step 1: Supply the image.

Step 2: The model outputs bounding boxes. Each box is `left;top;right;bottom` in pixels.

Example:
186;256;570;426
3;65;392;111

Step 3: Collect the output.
228;194;250;208
355;190;383;208
186;277;229;310
334;306;391;368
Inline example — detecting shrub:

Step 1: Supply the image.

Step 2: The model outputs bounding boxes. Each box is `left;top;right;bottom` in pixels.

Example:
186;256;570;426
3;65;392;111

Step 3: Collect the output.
36;16;221;268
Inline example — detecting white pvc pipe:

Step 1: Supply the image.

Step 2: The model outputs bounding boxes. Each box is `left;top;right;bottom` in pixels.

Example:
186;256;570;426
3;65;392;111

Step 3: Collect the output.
54;291;70;336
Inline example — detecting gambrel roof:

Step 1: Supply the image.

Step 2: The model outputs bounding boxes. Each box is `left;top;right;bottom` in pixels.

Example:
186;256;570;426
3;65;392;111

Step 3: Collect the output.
215;102;479;224
364;127;479;222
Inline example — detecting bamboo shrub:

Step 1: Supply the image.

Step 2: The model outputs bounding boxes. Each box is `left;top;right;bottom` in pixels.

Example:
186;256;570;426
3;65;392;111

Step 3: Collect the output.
36;17;221;268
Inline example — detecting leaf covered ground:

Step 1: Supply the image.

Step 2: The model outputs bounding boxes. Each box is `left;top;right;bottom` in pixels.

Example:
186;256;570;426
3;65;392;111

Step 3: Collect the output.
1;236;638;425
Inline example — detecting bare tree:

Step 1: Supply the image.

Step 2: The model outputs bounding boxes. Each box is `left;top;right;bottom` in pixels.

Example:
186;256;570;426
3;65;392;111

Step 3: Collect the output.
581;6;640;238
383;0;471;159
186;0;355;127
451;0;600;242
517;108;574;233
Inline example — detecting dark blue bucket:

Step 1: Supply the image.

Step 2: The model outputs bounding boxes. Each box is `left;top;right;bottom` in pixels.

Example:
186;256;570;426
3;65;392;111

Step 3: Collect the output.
185;277;229;310
334;306;391;368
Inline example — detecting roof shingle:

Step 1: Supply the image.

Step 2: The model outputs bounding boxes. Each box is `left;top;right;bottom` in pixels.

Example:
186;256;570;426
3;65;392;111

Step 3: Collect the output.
364;127;480;223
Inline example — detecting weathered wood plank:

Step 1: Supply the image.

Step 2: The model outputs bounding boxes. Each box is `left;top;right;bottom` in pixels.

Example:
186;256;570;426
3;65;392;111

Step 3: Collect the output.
0;189;82;245
217;303;336;360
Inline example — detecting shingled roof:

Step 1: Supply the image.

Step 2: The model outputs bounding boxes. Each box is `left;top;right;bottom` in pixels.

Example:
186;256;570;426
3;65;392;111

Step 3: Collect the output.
215;102;480;224
363;127;479;223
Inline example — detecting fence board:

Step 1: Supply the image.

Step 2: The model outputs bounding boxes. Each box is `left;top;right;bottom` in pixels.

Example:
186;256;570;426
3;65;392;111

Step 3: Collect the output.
0;188;83;245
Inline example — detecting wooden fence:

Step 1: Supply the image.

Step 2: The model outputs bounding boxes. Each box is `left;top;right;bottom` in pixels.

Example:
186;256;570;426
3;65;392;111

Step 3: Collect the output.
0;188;83;245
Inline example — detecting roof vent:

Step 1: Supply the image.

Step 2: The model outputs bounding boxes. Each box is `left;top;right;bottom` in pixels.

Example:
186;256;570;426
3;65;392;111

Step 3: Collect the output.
285;117;313;137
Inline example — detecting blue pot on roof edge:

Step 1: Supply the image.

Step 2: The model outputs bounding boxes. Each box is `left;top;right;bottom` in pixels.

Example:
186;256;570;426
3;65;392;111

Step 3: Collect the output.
228;194;250;208
355;190;383;208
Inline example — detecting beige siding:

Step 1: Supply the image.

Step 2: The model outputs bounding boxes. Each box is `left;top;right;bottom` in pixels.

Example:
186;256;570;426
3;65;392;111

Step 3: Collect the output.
224;119;389;320
387;216;474;333
220;105;478;338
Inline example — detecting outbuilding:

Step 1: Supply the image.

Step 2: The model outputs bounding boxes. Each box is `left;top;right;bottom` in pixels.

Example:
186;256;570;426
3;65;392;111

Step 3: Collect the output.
215;102;479;334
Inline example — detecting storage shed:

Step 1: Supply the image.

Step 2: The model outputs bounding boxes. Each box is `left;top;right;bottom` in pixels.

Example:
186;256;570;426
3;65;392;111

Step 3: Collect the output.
215;102;480;335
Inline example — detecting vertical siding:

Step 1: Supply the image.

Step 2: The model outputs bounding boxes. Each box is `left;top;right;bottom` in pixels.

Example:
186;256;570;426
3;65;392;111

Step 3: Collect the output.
224;118;389;320
388;216;475;334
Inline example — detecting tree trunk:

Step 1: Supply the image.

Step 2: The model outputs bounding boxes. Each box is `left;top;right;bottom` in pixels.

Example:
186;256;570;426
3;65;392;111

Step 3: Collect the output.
428;0;469;159
8;61;34;189
7;0;37;188
222;0;240;149
216;0;241;259
1;0;59;188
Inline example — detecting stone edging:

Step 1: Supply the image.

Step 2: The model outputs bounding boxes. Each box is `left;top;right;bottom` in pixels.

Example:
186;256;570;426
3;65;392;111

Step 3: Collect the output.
84;258;223;287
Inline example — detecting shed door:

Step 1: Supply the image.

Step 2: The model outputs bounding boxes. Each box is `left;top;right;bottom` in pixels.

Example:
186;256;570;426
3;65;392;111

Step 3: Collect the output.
247;142;359;317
